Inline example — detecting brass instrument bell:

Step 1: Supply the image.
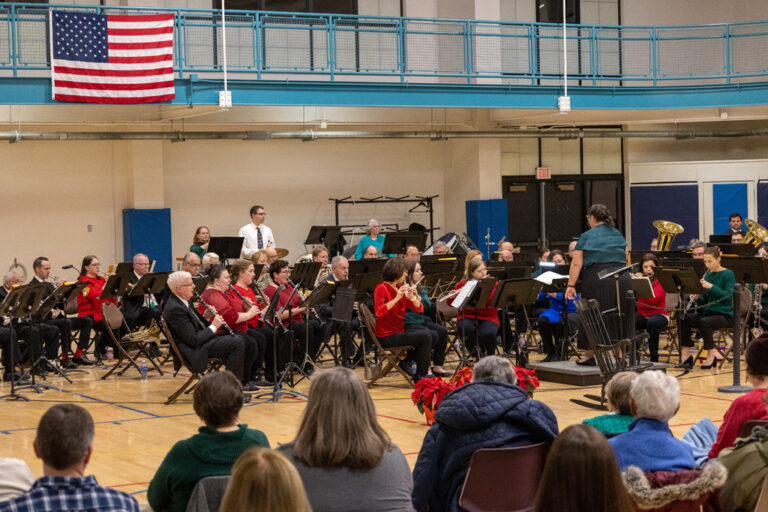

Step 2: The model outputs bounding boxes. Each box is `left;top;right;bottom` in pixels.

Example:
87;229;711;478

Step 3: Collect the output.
653;220;684;251
743;219;768;248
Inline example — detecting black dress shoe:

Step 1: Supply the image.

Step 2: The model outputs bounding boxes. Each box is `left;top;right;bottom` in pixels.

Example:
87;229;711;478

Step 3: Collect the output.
243;392;252;403
243;382;259;392
74;356;95;366
575;357;596;366
61;359;78;370
674;356;694;369
2;371;21;382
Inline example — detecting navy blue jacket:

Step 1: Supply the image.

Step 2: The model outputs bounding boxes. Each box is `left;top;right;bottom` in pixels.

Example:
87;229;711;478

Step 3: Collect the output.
411;381;558;512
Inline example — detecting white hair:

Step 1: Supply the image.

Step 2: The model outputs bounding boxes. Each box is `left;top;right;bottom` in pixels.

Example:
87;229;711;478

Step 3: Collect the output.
167;271;191;293
132;253;148;263
472;356;517;385
331;255;348;268
630;370;680;422
3;271;18;285
365;218;380;235
202;252;220;266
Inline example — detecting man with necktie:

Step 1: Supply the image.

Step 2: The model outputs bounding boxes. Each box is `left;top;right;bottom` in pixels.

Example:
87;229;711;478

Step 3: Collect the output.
239;205;276;259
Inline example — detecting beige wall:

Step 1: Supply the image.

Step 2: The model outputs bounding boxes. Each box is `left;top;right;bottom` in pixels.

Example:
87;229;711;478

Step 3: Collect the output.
620;0;768;25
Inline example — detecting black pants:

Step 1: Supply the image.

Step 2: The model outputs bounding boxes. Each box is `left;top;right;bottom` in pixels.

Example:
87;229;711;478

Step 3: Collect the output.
457;318;498;358
0;326;21;373
16;323;59;361
405;320;448;366
206;334;246;381
245;326;270;378
237;332;259;383
321;316;360;361
46;316;93;358
281;320;322;370
134;307;162;330
680;311;732;350
760;307;768;326
578;263;631;350
636;314;669;362
538;313;579;355
378;330;432;377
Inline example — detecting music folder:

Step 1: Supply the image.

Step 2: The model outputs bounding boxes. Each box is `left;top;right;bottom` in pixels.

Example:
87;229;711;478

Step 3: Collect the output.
655;268;704;295
128;272;170;298
291;262;322;290
631;276;655;299
100;273;131;300
208;236;245;261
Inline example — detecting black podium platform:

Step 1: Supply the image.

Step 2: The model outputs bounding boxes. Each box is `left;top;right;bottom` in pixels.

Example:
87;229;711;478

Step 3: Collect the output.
528;360;672;386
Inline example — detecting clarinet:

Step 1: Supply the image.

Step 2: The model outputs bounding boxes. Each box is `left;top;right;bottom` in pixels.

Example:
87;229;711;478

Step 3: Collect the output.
193;290;236;336
228;284;255;310
289;280;326;327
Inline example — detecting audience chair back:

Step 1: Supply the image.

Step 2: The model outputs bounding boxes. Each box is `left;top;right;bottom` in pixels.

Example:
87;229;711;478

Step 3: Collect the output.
358;303;414;388
738;419;768;439
756;472;768;512
459;442;548;512
186;475;229;512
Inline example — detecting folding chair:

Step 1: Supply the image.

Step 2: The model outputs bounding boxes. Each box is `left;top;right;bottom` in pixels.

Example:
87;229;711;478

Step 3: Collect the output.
357;304;414;388
662;293;680;363
459;443;549;512
100;302;163;380
160;317;224;405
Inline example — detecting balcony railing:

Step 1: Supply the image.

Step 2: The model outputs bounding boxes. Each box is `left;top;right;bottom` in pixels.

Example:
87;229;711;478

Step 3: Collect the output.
2;3;768;86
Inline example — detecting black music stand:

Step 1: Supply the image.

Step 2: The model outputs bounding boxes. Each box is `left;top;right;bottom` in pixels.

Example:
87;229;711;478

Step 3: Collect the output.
304;225;344;254
100;273;131;301
0;286;40;400
661;258;707;278
291;263;322;291
26;285;75;383
381;232;428;256
420;254;459;265
300;281;336;366
454;277;497;359
274;284;311;390
208;236;245;262
656;267;705;370
111;262;133;277
329;287;356;365
350;272;384;361
709;235;732;244
348;258;386;278
718;243;755;258
492;278;542;366
486;265;532;281
10;286;53;394
597;262;638;340
127;272;169;298
192;277;208;296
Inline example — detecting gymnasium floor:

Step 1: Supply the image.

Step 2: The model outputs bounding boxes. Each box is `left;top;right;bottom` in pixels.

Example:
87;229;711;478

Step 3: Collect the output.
0;349;744;508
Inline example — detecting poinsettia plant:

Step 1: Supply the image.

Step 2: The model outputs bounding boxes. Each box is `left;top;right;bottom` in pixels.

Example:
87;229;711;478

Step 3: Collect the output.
411;377;455;416
449;366;474;387
515;366;540;399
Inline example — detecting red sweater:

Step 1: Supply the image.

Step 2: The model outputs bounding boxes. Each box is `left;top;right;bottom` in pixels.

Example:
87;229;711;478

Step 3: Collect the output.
638;279;667;318
374;282;423;338
265;283;304;326
198;288;242;333
708;387;768;459
451;279;499;325
229;284;261;328
76;275;116;322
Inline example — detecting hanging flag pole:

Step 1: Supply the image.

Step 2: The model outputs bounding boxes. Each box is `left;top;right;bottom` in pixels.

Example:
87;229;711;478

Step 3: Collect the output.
558;0;571;112
219;0;232;108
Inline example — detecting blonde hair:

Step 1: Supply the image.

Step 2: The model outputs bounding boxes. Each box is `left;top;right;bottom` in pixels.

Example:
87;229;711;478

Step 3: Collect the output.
219;447;311;512
251;251;268;266
464;249;482;277
288;367;391;470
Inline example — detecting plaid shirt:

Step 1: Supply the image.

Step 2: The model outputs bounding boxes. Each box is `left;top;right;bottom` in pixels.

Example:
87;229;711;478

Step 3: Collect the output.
0;475;139;512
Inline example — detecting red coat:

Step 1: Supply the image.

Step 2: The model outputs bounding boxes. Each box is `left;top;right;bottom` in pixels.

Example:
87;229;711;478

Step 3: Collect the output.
638;278;667;318
374;281;423;338
77;275;116;322
198;288;243;333
708;387;768;459
228;284;261;328
451;279;499;325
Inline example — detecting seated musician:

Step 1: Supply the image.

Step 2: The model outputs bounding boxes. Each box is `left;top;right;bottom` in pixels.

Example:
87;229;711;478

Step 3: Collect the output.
0;273;34;381
202;252;220;274
498;241;514;254
363;245;380;260
650;238;659;251
189;226;210;259
451;258;499;358
404;245;420;262
31;257;94;367
354;219;385;261
123;253;162;332
158;252;201;310
432;241;450;255
198;265;259;391
162;271;249;398
691;240;706;259
228;259;274;386
537;253;580;363
373;258;432;382
497;249;514;262
264;247;279;265
317;256;359;367
634;253;668;363
731;232;744;244
264;260;322;375
404;261;449;376
312;246;329;266
76;256;117;360
251;251;271;291
678;246;735;369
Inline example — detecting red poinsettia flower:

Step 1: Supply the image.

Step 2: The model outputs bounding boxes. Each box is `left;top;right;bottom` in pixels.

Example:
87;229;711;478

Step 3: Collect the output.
449;366;474;388
411;377;456;415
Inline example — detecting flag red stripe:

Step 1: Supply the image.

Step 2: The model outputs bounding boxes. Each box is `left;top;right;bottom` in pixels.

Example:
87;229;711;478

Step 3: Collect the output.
55;80;174;91
107;27;174;36
109;40;173;50
55;93;175;104
106;15;174;23
108;55;172;64
55;66;173;77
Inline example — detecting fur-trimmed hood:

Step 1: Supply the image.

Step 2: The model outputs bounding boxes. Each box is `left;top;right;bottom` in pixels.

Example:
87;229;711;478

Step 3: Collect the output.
622;461;728;509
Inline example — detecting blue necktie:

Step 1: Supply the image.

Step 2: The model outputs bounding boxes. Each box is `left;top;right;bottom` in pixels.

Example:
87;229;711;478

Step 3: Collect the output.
257;227;263;249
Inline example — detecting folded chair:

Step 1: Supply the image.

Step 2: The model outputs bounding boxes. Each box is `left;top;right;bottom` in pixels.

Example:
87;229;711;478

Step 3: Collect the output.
358;304;413;388
100;302;163;380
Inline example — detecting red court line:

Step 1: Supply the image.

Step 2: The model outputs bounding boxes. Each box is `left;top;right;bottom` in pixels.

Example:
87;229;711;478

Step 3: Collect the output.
108;481;149;488
377;414;418;424
403;452;419;456
680;392;737;403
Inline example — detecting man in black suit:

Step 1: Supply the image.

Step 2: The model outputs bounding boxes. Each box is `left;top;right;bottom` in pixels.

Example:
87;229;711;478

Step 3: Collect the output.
123;253;162;330
162;271;252;394
724;213;746;235
30;257;94;368
318;256;360;367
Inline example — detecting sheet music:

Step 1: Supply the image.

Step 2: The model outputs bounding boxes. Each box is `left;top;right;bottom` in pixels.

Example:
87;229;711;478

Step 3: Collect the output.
453;279;478;309
534;271;569;286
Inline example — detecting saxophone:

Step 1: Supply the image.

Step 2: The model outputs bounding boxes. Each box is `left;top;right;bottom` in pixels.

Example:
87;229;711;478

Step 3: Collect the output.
753;283;765;338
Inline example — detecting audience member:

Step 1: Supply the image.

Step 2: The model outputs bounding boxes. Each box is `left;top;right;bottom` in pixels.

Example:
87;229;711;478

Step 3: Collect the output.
534;424;634;512
220;447;311;512
148;371;269;512
609;370;695;471
278;367;413;512
0;404;139;512
412;356;558;512
0;458;34;502
583;372;638;435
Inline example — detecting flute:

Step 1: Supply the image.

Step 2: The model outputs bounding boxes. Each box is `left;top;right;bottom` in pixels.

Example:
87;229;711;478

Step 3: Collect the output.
193;290;236;336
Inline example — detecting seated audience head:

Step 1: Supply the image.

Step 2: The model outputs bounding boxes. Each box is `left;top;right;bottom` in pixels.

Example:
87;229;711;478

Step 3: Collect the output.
193;371;244;429
745;334;768;387
312;246;329;265
330;255;349;280
366;219;381;237
606;372;638;415
269;259;290;284
167;271;194;301
79;255;100;278
193;226;210;245
202;252;220;271
630;370;680;422
472;355;517;385
35;404;94;476
404;245;420;262
363;245;380;259
650;237;659;251
730;212;743;232
133;253;150;276
691;241;706;259
182;252;202;275
534;424;633;512
731;232;744;244
220;447;311;512
432;241;449;255
382;257;407;285
498;249;514;262
289;366;391;470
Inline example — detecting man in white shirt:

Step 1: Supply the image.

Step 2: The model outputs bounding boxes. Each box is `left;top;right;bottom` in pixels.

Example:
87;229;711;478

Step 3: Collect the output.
239;205;275;259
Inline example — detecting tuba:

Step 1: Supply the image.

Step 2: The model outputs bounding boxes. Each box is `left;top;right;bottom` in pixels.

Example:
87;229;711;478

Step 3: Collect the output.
653;220;684;251
743;219;768;248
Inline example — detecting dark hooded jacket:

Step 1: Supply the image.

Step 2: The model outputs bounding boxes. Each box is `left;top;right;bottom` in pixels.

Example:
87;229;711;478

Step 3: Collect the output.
411;381;558;512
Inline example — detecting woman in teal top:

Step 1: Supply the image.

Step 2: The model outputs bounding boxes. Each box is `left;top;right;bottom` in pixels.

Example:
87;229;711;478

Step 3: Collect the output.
353;219;386;260
678;245;735;369
566;204;629;365
189;225;210;259
404;260;449;376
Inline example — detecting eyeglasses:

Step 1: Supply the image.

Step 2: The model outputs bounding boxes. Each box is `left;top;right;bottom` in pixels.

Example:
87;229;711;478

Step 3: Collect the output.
89;262;101;267
180;283;194;287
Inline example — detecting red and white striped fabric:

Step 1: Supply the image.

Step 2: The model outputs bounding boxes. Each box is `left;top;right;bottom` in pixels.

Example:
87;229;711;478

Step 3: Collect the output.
51;11;175;104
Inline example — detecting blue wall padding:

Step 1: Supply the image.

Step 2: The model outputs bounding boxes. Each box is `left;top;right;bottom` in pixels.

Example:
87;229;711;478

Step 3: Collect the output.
466;199;508;257
123;208;173;271
630;184;699;250
713;183;747;234
758;181;768;229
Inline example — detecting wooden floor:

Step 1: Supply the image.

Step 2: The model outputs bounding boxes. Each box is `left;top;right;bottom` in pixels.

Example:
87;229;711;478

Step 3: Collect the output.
0;349;747;508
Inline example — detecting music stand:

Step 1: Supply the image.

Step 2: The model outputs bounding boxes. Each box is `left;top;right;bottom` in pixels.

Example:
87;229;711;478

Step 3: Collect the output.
0;286;41;400
348;258;387;278
304;225;344;250
26;285;77;383
112;262;133;277
192;276;208;296
631;276;655;299
127;272;169;298
300;280;336;366
709;234;732;244
291;263;322;291
492;278;542;365
381;232;428;256
100;273;131;301
11;286;54;392
656;267;704;370
208;236;245;262
719;243;756;258
455;277;497;359
486;265;533;281
420;254;459;265
661;258;707;278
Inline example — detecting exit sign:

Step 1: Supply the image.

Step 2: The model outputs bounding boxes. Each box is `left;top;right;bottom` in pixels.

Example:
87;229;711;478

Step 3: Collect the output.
536;167;551;179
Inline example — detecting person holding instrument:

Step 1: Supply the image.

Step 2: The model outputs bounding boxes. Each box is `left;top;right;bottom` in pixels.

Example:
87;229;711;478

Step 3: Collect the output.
404;260;449;377
373;258;432;382
634;253;668;363
678;245;735;369
566;204;630;366
190;226;210;259
451;258;499;359
228;259;273;386
76;255;117;360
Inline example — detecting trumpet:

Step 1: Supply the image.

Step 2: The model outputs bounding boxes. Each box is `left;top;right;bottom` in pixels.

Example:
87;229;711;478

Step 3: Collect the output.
193;290;236;336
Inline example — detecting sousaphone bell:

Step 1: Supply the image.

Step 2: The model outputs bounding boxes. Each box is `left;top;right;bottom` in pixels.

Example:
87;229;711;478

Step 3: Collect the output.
653;220;684;251
743;219;768;247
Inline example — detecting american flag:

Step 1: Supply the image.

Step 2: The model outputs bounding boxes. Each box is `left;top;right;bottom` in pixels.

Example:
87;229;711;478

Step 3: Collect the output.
51;11;175;104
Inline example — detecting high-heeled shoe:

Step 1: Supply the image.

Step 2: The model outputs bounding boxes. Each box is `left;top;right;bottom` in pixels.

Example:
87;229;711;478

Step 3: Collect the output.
575;357;596;366
701;356;723;370
674;356;694;369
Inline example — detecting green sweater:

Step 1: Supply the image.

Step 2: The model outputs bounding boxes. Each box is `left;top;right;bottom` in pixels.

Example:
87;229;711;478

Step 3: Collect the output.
147;424;269;512
697;268;735;316
583;413;635;435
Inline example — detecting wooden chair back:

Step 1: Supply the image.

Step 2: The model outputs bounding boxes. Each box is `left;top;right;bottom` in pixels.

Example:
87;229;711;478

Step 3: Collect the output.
358;303;414;388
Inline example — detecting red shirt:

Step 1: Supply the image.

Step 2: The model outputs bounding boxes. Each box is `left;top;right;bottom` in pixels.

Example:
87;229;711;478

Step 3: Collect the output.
264;283;304;326
451;279;499;325
708;387;768;459
76;275;116;322
638;278;667;318
228;284;261;328
198;288;243;333
374;282;423;338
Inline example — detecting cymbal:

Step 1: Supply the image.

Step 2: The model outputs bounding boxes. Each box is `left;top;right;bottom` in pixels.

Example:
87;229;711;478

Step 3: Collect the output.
275;248;289;259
